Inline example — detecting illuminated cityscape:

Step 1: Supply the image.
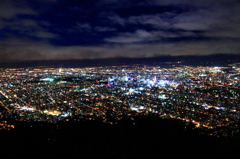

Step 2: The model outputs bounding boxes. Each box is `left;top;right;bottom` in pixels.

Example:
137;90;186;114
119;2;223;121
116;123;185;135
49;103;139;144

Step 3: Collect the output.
1;0;240;157
0;62;239;138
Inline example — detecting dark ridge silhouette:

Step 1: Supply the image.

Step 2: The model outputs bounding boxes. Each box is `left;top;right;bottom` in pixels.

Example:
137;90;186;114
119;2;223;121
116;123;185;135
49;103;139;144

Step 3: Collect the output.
0;116;240;158
0;53;239;68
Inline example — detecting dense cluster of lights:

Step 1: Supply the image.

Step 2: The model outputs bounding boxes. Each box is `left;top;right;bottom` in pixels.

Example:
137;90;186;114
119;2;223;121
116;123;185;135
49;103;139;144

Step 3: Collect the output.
0;63;239;137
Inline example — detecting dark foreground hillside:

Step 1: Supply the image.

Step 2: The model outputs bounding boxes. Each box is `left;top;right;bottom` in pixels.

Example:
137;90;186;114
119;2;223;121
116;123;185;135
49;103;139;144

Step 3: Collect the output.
1;116;239;159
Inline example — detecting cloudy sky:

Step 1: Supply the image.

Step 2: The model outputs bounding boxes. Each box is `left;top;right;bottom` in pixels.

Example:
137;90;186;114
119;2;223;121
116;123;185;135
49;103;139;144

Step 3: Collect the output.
0;0;240;62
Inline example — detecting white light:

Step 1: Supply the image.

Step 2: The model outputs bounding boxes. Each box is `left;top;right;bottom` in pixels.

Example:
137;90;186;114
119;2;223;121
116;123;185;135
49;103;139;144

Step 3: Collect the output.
149;80;154;85
139;106;145;109
129;88;134;93
131;107;138;111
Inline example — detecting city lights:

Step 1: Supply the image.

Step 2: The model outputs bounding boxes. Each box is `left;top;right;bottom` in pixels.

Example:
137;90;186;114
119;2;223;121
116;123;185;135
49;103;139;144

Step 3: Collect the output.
0;63;239;137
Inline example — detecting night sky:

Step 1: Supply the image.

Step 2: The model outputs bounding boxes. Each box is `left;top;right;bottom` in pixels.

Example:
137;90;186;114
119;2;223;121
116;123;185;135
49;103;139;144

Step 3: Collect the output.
0;0;240;62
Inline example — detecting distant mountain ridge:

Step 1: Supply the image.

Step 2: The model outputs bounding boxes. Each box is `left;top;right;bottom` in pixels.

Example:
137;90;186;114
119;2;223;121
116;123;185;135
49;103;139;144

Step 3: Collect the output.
0;53;239;68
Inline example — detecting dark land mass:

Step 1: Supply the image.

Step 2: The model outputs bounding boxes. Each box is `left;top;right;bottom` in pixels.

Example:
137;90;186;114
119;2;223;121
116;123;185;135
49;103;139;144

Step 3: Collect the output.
1;116;240;159
0;54;239;68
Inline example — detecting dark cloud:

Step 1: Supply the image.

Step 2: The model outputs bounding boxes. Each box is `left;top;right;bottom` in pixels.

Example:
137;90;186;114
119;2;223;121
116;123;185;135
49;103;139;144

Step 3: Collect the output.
94;26;116;32
0;0;37;19
1;18;58;39
105;30;156;43
127;13;174;29
107;14;126;26
0;0;239;62
73;23;92;32
1;34;239;62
